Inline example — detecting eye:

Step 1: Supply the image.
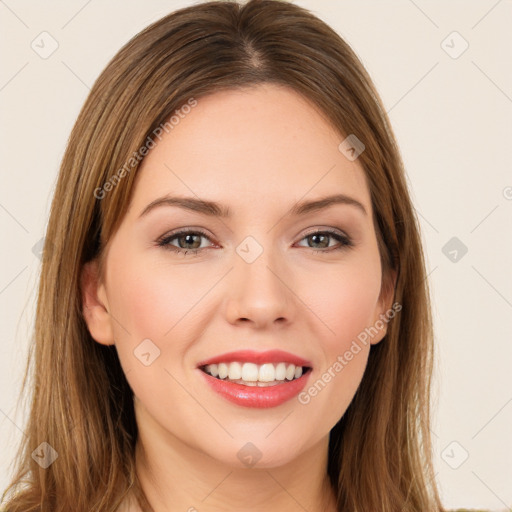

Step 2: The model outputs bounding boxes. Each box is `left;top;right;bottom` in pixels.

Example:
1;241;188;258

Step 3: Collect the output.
296;229;353;253
156;229;215;256
156;228;353;257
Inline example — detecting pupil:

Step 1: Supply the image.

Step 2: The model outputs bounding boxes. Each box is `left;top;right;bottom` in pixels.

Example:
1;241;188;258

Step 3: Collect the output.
180;234;200;249
310;234;328;248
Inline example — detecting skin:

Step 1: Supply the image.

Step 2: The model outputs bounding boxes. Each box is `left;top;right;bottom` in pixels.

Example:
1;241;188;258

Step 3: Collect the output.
82;83;396;512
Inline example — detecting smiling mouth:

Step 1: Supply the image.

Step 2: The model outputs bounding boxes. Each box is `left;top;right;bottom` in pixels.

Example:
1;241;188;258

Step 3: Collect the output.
199;361;312;387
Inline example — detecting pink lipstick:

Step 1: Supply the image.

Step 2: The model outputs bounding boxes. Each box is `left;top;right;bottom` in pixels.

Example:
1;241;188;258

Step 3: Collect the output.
196;349;313;408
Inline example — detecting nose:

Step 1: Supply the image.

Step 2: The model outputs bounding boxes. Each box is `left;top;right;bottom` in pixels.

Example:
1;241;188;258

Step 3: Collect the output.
225;249;294;329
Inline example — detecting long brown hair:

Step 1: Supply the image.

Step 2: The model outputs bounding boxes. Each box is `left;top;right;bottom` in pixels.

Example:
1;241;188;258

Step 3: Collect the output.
1;1;444;510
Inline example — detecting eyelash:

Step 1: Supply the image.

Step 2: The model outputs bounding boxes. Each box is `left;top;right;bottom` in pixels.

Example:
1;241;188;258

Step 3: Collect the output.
156;228;353;257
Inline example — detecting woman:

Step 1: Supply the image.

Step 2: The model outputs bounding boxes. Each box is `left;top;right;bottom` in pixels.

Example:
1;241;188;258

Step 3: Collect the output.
1;1;445;510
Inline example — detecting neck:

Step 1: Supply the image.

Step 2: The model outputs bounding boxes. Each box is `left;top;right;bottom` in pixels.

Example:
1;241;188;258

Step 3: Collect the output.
131;401;338;512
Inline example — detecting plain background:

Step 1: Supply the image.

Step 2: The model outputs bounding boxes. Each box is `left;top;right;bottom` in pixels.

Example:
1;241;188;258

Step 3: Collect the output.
1;1;511;510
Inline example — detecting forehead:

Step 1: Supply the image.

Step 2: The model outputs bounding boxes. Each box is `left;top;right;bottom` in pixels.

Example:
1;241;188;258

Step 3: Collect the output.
130;83;371;218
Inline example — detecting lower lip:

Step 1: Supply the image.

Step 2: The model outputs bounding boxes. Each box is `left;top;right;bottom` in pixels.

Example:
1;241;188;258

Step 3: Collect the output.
198;369;311;408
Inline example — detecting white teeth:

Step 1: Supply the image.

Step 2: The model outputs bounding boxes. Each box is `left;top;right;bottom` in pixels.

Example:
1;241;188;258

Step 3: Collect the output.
275;362;287;380
203;361;307;384
228;361;242;380
285;364;296;380
259;363;275;382
241;362;259;381
227;379;281;387
218;363;228;379
208;363;219;377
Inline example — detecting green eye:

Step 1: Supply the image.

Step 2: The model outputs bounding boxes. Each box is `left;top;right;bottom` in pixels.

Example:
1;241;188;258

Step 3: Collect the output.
297;230;353;253
156;228;353;257
157;230;213;256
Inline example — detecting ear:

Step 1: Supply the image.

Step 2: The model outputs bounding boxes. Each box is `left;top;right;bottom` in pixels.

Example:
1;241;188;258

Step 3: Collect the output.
369;268;398;346
81;259;115;346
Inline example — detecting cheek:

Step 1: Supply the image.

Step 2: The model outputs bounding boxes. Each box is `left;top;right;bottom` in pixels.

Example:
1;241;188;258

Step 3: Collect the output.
296;260;380;424
302;255;382;353
107;251;210;341
105;251;213;404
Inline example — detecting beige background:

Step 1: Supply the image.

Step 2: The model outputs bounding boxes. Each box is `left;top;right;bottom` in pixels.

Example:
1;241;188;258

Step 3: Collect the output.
1;1;511;510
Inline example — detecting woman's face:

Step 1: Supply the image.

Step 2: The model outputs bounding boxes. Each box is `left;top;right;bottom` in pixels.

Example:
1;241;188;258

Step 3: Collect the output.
83;83;394;469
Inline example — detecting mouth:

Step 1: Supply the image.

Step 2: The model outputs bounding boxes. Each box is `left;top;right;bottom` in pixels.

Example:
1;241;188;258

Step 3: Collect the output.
196;349;313;408
199;361;312;387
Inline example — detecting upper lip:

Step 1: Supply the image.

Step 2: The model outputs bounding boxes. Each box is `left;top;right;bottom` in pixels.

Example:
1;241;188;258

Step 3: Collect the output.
196;349;312;368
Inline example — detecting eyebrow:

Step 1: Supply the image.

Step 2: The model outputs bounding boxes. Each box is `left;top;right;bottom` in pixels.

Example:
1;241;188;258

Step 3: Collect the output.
138;193;367;219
